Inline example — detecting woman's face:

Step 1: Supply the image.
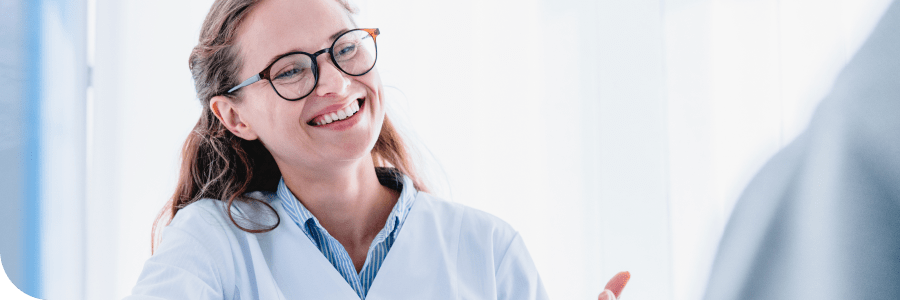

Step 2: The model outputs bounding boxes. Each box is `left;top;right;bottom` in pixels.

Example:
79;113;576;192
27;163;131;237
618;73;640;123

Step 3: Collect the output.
231;0;384;172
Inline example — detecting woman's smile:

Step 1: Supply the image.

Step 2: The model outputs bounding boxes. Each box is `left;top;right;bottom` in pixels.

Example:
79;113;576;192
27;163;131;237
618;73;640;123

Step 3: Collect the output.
307;98;366;130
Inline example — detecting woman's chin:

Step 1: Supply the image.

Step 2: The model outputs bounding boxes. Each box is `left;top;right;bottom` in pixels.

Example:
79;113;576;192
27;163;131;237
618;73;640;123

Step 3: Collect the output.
317;137;379;163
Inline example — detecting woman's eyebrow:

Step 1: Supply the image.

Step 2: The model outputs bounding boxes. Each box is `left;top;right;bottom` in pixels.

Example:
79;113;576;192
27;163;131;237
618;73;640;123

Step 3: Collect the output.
329;28;348;41
262;28;351;69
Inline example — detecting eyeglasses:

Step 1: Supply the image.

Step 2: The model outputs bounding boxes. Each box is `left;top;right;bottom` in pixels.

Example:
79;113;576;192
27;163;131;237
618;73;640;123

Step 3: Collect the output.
227;28;380;101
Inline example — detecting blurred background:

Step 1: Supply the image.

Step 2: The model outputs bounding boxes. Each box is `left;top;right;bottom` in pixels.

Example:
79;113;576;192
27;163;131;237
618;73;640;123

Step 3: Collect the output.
1;0;894;299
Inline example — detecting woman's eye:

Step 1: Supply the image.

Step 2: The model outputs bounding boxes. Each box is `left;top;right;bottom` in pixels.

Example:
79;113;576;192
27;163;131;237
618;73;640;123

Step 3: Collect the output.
336;44;357;59
274;68;303;80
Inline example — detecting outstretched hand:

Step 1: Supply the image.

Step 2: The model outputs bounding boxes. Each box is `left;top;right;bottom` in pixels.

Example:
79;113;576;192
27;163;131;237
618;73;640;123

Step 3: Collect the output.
598;271;631;300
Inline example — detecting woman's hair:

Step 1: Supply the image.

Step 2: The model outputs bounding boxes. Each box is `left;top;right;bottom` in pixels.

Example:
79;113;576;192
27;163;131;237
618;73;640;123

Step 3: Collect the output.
152;0;429;253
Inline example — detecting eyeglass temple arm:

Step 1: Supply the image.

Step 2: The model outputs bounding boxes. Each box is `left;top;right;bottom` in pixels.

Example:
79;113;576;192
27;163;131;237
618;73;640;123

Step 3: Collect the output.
362;28;380;42
228;74;261;94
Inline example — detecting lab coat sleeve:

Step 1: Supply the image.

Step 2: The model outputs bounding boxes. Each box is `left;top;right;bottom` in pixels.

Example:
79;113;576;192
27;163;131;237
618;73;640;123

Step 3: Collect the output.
495;233;549;300
124;202;236;300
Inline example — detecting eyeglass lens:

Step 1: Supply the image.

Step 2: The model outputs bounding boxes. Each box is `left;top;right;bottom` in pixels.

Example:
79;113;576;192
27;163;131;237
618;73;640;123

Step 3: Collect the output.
269;29;377;100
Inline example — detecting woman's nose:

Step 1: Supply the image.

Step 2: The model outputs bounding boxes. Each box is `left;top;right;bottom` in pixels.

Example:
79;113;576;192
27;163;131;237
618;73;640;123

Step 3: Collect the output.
314;57;351;97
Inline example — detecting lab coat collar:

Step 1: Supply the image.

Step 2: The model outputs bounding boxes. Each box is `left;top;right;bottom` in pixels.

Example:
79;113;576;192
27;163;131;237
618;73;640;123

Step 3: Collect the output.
275;168;418;243
260;191;462;300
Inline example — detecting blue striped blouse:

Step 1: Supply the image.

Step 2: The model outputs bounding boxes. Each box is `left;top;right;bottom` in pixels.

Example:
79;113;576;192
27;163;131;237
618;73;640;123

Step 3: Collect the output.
277;169;415;299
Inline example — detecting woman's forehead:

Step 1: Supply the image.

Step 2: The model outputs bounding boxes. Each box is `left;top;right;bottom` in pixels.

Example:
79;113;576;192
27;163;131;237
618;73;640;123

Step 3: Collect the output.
237;0;353;75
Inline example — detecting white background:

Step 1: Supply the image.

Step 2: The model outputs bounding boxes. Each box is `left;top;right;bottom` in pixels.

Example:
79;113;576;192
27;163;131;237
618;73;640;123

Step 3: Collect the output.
4;0;893;299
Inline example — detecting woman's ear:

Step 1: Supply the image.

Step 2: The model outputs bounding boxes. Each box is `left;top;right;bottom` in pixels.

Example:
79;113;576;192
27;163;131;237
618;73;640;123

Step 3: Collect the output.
210;95;259;141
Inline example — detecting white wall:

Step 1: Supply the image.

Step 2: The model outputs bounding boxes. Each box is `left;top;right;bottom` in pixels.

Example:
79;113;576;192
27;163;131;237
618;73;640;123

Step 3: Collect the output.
91;0;206;298
358;0;671;299
74;0;895;299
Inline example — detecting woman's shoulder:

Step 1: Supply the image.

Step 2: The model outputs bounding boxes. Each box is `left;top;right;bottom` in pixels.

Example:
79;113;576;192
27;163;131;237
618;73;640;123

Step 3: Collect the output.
413;192;519;240
133;193;276;299
412;192;526;272
169;191;279;232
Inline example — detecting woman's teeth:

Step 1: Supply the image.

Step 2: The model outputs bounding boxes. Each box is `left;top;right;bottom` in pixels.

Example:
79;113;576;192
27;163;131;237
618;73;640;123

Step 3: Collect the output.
315;100;361;126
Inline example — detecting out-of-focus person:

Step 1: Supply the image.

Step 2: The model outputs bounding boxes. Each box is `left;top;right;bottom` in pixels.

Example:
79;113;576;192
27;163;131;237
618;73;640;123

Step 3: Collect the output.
703;1;900;299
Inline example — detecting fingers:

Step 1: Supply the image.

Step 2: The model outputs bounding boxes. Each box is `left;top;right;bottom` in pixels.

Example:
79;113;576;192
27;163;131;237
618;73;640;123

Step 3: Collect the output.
597;289;616;300
604;271;631;299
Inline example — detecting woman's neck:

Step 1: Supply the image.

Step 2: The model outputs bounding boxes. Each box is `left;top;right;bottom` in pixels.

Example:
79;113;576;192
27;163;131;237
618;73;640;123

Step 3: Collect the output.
280;156;399;248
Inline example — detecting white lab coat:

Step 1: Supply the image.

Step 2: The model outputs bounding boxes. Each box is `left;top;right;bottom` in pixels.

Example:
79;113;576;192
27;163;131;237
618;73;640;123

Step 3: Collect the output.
125;191;548;300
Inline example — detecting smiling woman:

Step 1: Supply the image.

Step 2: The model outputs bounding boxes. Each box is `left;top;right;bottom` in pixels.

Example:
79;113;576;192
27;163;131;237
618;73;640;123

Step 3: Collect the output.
126;0;549;299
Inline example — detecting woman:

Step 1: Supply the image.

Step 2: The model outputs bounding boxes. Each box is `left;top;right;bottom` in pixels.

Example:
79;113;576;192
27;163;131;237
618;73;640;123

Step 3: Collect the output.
125;0;552;299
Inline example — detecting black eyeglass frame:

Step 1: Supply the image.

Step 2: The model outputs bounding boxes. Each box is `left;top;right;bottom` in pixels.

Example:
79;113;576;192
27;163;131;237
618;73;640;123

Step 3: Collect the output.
226;28;380;101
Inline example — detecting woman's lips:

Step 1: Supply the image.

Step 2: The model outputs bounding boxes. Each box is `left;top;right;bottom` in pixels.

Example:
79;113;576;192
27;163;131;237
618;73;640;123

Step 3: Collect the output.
307;98;365;126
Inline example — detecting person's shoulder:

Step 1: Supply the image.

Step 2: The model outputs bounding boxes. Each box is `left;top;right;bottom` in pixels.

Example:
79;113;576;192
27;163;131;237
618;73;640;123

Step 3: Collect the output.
168;198;226;229
413;192;518;237
414;193;523;266
169;191;278;231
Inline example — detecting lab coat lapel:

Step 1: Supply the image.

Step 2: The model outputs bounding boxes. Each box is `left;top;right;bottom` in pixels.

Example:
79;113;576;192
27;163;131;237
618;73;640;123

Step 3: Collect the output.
261;207;360;300
365;195;463;300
